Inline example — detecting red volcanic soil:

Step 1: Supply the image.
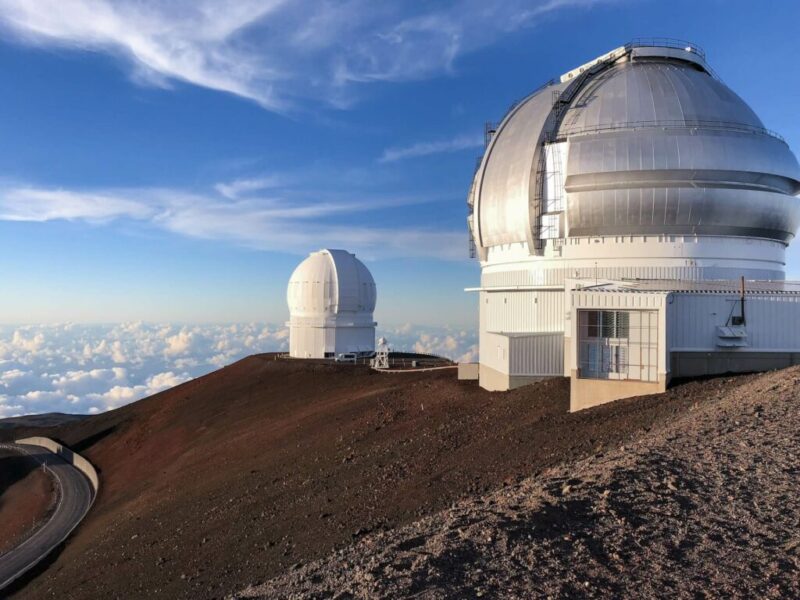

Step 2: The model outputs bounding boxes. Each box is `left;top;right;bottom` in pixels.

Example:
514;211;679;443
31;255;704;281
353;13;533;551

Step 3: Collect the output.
0;449;56;555
0;355;755;599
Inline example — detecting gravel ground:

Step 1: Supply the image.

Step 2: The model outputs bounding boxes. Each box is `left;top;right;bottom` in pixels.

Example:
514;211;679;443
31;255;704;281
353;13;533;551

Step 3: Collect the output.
10;355;730;599
235;367;800;599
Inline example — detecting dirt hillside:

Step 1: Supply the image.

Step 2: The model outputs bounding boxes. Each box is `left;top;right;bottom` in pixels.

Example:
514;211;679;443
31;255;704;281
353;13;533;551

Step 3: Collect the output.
236;366;800;599
0;355;762;598
0;414;84;431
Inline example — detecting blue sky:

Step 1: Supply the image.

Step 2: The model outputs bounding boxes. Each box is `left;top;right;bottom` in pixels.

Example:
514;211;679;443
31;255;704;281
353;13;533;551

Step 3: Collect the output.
0;0;799;330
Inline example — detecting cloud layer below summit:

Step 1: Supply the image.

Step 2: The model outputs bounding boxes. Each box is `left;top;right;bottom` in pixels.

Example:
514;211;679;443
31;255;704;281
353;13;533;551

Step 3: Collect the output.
0;323;476;417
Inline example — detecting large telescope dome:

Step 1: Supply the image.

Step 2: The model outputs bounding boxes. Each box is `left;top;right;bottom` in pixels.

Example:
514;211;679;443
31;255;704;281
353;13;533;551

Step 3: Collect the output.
286;249;376;359
467;41;800;394
470;41;800;251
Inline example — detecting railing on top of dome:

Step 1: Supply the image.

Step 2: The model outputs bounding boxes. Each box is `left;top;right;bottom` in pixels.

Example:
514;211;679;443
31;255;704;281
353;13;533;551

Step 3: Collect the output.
554;119;787;144
625;38;724;81
626;38;706;60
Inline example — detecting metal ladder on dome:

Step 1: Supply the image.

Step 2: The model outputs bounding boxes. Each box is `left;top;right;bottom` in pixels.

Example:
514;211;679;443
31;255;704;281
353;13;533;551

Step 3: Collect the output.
531;52;624;252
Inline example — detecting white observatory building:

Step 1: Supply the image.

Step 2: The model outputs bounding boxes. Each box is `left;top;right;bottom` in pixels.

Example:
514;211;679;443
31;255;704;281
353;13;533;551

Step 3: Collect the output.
467;40;800;410
287;249;377;359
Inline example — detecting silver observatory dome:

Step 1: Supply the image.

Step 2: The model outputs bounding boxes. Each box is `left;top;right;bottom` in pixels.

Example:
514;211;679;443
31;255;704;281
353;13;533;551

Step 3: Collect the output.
467;41;800;397
469;40;800;252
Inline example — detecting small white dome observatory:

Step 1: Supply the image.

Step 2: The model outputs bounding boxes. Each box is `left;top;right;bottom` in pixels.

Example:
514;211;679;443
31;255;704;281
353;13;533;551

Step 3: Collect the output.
287;249;377;359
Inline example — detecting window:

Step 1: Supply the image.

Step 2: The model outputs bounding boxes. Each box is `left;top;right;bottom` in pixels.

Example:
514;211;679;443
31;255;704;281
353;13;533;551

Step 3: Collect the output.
578;309;657;382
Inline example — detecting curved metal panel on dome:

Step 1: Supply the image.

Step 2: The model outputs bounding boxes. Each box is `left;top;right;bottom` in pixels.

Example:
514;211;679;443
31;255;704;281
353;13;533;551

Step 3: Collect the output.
565;130;800;182
471;43;800;251
327;249;377;314
561;86;800;241
558;60;764;136
286;249;376;318
567;187;800;242
474;81;568;247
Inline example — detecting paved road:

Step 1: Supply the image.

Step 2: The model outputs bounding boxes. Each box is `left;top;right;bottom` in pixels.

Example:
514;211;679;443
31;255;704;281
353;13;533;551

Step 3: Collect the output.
0;443;94;593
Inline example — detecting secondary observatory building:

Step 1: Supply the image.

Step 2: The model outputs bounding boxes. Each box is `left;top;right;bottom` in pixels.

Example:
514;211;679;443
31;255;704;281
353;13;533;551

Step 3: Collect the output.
466;40;800;410
287;249;377;359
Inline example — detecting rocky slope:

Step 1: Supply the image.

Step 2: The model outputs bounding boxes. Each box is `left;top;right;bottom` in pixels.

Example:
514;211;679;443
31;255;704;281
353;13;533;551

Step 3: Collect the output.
236;367;800;599
1;354;736;599
0;413;84;431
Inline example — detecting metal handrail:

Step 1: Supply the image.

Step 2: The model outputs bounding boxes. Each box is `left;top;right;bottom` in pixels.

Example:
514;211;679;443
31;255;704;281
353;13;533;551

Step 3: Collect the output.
627;38;705;60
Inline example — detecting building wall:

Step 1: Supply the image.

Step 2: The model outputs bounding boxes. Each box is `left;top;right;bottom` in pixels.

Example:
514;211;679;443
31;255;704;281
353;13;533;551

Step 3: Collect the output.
479;330;509;375
508;333;563;376
289;325;375;358
474;233;785;392
668;294;800;351
481;263;782;289
478;287;565;386
481;236;787;288
332;327;375;355
289;325;326;358
483;290;564;333
667;292;800;378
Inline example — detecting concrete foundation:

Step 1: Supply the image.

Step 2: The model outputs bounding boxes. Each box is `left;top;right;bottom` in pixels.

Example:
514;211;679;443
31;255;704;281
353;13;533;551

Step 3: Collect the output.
457;362;480;380
570;372;669;412
479;364;544;392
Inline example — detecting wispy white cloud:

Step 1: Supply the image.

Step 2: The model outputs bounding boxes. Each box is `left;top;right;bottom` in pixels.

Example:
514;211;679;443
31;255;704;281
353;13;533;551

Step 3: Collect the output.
0;0;289;110
0;187;153;223
379;133;483;163
0;182;465;260
214;175;285;199
0;0;614;112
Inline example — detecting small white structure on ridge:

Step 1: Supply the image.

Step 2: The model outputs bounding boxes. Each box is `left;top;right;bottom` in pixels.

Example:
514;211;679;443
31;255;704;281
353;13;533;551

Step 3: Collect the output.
287;249;377;359
372;336;390;369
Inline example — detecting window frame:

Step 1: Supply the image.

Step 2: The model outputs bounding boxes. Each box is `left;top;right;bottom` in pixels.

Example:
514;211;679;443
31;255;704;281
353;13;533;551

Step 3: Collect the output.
577;309;658;382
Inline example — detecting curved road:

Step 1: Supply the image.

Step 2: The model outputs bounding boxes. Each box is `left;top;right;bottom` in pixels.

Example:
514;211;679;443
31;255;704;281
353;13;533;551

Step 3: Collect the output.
0;443;93;592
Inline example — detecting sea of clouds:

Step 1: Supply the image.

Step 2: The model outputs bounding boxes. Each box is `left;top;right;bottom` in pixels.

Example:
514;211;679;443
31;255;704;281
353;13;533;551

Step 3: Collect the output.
0;323;477;418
